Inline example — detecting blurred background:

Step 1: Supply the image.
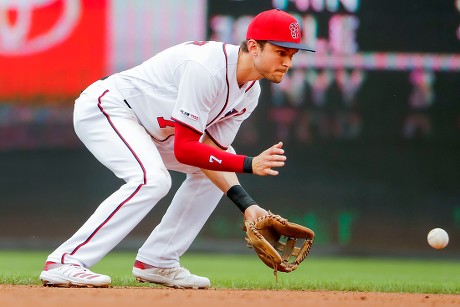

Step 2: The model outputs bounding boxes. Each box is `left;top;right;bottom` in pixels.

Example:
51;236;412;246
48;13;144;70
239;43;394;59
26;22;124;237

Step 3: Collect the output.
0;0;459;258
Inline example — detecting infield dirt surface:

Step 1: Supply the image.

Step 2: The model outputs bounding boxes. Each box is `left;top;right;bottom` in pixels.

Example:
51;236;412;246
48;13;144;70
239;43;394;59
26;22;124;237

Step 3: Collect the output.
1;285;459;307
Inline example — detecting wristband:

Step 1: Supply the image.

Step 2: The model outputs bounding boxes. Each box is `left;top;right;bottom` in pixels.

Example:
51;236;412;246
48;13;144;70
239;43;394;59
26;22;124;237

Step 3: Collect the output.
243;156;253;173
226;185;256;213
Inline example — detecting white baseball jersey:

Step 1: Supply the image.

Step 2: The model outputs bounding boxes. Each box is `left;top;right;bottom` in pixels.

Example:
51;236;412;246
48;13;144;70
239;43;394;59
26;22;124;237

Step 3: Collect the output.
113;41;261;149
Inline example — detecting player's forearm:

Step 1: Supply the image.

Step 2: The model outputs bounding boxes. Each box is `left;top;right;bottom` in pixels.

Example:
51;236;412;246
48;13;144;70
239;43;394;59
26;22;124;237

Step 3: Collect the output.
200;135;257;213
201;169;239;193
174;122;253;173
202;169;257;213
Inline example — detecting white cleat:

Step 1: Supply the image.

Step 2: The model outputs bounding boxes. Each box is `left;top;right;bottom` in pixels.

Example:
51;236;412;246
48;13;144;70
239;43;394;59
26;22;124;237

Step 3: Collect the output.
132;260;210;289
39;262;111;288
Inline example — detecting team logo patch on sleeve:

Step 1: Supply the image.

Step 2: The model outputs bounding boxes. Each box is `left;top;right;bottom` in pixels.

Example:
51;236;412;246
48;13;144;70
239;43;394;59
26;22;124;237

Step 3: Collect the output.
180;109;199;121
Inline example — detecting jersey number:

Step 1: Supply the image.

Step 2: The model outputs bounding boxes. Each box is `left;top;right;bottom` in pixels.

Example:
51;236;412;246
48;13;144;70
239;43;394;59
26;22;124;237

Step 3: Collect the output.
157;117;175;128
209;155;222;164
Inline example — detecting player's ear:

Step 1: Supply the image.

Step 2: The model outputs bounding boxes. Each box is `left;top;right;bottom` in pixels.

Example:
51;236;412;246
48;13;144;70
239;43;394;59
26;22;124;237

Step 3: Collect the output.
247;40;260;56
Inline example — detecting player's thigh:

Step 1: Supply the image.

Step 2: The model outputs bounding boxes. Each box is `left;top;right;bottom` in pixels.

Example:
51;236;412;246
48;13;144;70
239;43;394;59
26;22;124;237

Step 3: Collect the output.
74;96;166;183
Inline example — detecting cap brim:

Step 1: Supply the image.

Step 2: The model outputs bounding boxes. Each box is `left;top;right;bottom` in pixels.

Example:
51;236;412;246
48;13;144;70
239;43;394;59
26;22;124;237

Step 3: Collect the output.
268;41;315;52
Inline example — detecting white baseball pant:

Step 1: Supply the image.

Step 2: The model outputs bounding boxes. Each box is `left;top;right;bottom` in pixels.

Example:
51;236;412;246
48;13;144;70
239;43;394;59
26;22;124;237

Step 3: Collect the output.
46;80;223;268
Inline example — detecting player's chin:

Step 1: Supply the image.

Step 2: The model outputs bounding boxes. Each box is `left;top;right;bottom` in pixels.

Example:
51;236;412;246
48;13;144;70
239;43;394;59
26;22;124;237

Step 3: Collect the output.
267;74;285;84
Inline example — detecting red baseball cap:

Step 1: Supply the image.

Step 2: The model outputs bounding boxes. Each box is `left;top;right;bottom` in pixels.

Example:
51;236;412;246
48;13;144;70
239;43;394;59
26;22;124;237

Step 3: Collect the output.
246;9;314;52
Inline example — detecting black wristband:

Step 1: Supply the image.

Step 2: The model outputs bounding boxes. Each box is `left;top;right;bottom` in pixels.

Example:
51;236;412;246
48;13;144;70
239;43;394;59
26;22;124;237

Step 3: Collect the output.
226;185;256;213
243;156;253;173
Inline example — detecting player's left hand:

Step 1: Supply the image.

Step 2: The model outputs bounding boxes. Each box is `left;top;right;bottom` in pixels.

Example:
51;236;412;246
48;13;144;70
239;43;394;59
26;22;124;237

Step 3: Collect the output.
243;212;315;281
243;204;268;222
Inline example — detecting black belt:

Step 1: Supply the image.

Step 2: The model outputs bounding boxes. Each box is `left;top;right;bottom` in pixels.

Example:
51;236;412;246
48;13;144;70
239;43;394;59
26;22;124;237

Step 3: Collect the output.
123;99;132;109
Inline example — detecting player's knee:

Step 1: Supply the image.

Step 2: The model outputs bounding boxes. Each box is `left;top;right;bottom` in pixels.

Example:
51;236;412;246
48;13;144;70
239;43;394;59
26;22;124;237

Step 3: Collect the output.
144;170;172;198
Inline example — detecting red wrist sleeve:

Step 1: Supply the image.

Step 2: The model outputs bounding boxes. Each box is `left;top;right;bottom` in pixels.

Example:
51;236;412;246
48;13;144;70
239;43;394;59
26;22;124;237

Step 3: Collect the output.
173;122;246;172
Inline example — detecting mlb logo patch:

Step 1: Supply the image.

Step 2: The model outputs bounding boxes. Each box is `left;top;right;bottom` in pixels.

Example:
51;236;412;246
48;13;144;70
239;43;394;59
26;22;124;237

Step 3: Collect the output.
180;109;199;121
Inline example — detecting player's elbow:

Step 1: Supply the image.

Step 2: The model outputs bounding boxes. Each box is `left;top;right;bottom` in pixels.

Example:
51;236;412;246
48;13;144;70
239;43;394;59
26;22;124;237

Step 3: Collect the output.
174;142;190;165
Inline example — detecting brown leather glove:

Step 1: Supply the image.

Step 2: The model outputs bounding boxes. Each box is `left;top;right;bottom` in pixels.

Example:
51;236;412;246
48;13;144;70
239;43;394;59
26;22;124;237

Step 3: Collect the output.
244;212;315;281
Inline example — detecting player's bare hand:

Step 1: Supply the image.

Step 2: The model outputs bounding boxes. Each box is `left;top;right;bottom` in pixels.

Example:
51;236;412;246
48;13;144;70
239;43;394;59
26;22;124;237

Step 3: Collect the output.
244;204;269;222
252;142;286;176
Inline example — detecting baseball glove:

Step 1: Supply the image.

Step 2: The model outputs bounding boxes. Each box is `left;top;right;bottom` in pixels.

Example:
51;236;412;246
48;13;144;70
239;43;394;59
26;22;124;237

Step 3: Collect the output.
244;212;315;280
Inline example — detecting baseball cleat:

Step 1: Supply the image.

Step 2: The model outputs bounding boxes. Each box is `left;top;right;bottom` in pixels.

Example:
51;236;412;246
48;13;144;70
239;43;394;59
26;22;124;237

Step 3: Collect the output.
132;260;210;289
39;262;111;288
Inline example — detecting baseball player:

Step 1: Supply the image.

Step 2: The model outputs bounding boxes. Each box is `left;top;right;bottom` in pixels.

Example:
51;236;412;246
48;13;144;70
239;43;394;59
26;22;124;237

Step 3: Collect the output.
39;9;314;289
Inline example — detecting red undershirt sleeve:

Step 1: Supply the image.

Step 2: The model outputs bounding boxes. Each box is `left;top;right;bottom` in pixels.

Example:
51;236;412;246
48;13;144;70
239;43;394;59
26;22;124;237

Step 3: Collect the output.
174;122;247;172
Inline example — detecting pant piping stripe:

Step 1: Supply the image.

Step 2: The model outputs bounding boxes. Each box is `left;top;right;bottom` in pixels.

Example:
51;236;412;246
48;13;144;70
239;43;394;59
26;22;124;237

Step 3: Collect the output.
67;90;147;259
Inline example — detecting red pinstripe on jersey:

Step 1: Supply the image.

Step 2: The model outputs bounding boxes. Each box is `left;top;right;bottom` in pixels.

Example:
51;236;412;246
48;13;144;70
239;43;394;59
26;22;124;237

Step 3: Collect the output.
206;43;230;127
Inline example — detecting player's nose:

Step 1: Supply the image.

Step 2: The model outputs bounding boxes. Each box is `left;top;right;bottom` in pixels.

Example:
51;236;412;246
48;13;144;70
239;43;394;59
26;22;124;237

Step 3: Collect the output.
282;57;293;69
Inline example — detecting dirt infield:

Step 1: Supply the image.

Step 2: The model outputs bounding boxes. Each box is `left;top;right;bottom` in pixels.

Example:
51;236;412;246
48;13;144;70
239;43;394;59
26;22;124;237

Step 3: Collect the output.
1;285;459;307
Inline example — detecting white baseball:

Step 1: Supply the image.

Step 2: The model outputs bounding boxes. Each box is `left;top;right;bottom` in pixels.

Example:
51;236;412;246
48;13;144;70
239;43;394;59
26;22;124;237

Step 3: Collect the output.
427;228;449;249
